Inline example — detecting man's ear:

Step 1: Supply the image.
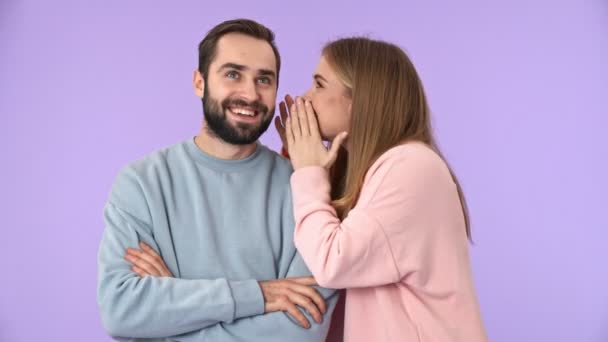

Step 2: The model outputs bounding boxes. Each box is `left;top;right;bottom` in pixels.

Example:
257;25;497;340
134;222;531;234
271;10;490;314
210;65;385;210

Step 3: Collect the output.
193;69;205;98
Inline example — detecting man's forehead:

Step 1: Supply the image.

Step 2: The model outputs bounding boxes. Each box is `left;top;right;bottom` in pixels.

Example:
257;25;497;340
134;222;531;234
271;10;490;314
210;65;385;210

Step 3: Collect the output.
212;33;276;73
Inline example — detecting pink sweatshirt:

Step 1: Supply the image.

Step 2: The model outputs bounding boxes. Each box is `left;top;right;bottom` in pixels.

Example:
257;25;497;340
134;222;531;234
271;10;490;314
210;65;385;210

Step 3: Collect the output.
291;142;487;342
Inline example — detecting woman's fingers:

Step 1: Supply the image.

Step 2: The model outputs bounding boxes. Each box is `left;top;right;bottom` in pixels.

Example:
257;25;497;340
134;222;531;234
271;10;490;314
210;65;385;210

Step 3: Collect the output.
304;100;321;139
325;132;349;168
296;97;311;136
284;94;295;111
279;101;288;123
276;102;289;149
290;102;302;137
285;115;294;147
274;116;286;144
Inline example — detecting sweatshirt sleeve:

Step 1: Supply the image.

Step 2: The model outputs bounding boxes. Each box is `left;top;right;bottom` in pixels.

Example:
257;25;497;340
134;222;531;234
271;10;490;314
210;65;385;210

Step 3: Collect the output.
171;253;340;342
291;151;460;289
169;186;340;342
97;167;264;339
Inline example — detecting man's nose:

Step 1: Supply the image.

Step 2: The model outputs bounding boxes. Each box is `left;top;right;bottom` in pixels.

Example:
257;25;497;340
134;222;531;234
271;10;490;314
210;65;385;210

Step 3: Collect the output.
237;80;259;102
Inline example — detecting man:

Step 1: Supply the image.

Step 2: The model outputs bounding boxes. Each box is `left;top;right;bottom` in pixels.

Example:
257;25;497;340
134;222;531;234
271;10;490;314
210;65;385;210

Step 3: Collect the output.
97;18;338;341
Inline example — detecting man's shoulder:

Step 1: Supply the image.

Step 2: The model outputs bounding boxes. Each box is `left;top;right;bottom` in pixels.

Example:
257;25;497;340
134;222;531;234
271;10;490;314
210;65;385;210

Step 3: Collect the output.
125;140;189;174
110;140;189;199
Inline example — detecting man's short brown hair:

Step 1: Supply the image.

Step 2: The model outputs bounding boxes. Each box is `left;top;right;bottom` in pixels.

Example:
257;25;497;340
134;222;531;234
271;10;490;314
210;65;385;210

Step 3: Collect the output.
198;19;281;85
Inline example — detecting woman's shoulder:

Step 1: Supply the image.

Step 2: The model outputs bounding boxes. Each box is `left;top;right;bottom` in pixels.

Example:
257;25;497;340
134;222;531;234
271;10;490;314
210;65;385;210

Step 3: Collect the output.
359;141;455;205
372;141;444;172
360;141;452;192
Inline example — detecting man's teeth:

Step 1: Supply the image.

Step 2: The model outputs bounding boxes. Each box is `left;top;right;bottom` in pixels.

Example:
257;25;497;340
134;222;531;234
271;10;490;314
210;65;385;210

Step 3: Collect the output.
231;108;255;116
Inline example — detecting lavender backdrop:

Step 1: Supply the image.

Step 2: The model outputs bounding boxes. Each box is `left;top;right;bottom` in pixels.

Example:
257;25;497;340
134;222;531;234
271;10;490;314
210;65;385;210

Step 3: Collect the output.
1;0;606;341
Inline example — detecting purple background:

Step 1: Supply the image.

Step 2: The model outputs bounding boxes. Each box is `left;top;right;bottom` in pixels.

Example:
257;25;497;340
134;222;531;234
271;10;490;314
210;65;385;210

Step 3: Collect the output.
1;0;606;341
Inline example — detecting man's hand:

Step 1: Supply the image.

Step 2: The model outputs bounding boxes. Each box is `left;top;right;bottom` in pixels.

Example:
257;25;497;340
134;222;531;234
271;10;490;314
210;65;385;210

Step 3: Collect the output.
259;276;326;329
125;242;174;277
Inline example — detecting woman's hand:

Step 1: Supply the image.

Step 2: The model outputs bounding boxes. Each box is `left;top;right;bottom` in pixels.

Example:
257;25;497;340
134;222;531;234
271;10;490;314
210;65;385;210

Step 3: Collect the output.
274;95;294;152
124;242;173;277
285;97;348;170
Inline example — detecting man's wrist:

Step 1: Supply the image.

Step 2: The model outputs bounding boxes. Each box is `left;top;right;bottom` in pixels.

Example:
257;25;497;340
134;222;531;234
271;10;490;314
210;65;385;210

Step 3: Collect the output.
228;279;265;320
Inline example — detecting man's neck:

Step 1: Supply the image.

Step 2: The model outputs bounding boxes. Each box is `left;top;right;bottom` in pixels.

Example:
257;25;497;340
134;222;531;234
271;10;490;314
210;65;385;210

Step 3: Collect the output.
194;125;258;160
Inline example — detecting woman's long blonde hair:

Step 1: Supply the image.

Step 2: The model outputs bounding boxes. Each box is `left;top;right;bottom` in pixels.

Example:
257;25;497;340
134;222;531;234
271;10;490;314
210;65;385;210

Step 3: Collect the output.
325;37;471;239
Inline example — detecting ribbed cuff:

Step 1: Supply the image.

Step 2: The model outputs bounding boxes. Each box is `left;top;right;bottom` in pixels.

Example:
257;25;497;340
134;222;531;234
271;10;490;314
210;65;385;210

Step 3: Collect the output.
228;279;265;320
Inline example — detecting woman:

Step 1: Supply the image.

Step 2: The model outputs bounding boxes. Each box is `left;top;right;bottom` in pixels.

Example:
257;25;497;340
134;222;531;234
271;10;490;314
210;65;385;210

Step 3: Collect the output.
280;37;486;341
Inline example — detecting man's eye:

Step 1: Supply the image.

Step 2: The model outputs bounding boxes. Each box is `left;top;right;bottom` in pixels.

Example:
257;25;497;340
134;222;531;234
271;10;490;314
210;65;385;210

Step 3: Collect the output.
226;71;239;79
258;77;271;85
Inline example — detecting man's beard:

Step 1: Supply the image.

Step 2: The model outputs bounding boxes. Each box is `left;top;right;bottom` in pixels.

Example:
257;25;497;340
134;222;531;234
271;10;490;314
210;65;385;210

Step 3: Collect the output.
202;86;274;145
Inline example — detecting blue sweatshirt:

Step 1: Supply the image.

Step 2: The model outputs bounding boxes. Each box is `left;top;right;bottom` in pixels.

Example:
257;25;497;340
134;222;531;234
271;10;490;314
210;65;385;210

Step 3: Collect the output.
97;138;338;341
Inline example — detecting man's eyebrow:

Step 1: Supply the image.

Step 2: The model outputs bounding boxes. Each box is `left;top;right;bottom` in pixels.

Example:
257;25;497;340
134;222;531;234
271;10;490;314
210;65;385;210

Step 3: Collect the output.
218;63;247;72
258;69;277;80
